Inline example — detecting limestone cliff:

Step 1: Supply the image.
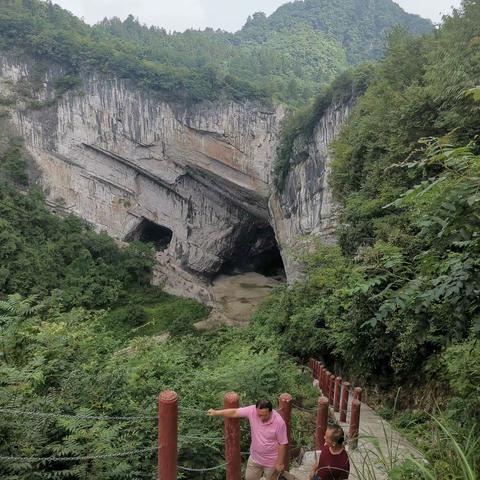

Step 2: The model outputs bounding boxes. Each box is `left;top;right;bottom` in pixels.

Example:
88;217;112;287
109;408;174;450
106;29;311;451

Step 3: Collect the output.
269;102;352;281
0;52;351;301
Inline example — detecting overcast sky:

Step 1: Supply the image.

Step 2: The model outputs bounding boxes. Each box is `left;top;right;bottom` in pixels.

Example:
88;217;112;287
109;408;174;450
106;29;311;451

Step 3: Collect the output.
52;0;463;32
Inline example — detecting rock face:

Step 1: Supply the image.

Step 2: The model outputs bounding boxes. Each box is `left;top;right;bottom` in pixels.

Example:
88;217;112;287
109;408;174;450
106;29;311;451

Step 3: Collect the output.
0;53;350;301
269;103;352;281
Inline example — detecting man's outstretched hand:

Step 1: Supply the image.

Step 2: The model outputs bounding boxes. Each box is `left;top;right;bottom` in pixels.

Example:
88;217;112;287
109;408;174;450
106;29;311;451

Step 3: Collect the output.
207;409;217;416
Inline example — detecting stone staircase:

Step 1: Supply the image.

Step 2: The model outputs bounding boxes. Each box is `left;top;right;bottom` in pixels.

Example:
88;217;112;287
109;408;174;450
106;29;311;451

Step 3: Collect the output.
285;382;423;480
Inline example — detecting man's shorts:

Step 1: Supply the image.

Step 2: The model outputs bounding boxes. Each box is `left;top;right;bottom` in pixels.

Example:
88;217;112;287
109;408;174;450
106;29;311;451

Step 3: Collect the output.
245;456;277;480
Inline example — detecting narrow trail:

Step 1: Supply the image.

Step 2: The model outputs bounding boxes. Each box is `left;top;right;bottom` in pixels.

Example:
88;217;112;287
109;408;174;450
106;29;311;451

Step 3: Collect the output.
289;384;423;480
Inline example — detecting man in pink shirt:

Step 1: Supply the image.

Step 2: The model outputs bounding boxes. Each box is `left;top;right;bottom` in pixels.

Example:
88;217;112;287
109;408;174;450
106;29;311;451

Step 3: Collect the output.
207;399;288;480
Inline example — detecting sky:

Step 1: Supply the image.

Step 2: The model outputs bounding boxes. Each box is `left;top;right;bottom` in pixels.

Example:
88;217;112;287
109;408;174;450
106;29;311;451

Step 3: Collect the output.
52;0;463;32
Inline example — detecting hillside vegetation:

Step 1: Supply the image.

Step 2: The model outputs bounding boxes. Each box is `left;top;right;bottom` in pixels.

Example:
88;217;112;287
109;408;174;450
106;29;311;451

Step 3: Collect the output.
263;1;480;476
0;0;431;106
241;0;431;62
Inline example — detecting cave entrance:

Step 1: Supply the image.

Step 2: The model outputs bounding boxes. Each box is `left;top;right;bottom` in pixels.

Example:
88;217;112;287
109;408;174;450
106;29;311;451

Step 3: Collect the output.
125;218;173;252
219;225;286;280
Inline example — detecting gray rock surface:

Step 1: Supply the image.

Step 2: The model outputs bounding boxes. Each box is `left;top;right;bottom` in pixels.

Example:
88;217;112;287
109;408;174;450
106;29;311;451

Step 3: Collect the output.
0;53;350;302
269;102;352;281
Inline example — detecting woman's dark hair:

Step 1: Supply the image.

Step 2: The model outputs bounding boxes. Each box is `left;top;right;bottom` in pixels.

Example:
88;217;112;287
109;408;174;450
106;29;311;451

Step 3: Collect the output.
328;424;345;445
255;399;273;411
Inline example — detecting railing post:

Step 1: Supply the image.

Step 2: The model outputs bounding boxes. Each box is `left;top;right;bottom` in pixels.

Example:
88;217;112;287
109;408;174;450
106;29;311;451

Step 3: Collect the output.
339;382;350;423
320;367;325;393
349;399;361;450
158;390;178;480
278;393;293;471
353;387;363;402
328;374;335;405
323;370;329;396
317;362;323;383
224;392;241;480
315;397;329;450
334;377;342;413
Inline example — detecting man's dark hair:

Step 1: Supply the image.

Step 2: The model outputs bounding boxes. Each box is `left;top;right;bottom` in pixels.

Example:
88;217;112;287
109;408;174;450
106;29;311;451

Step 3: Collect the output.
255;399;273;411
327;424;345;445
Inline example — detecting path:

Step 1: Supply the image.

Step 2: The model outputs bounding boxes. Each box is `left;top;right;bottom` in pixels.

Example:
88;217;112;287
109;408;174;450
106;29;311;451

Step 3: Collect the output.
289;383;423;480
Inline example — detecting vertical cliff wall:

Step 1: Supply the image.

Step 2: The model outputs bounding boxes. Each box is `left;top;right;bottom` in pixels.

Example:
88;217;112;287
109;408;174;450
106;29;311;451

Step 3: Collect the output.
0;53;286;302
0;52;351;301
269;102;352;281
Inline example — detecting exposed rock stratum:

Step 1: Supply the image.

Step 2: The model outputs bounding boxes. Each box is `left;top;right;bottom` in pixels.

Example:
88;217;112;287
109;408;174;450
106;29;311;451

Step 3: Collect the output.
0;54;350;304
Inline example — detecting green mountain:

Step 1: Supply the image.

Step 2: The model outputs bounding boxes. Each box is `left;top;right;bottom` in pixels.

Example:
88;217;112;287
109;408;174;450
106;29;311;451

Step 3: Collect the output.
0;0;432;106
241;0;432;62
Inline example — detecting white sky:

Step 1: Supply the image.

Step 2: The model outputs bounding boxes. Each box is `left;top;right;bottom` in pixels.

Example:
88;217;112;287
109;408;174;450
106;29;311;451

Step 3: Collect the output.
52;0;463;32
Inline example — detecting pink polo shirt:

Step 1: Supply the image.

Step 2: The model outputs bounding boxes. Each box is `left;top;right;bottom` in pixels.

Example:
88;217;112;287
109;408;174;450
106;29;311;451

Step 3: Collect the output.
237;405;288;468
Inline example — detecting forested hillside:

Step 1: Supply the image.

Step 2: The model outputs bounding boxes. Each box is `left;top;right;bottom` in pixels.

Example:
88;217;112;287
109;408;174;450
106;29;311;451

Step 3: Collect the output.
271;0;479;381
0;0;431;105
240;0;431;62
1;0;478;478
262;1;480;476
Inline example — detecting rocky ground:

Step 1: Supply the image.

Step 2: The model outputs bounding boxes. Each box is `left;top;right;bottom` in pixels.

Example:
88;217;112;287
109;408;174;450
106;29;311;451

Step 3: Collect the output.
194;272;282;329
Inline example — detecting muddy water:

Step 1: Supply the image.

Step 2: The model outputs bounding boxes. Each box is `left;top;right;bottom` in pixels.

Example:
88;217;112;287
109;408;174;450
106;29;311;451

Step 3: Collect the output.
194;272;283;330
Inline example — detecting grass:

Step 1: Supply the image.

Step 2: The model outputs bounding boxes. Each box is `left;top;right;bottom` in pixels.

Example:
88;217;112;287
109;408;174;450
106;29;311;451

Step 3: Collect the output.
102;285;210;340
348;415;478;480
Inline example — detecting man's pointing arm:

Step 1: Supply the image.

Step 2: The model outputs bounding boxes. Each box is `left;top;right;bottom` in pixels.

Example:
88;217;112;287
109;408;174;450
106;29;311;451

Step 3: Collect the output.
207;408;241;418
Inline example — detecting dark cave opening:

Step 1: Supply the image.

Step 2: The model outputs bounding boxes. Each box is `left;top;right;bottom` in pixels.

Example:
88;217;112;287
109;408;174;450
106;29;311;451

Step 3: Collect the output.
219;225;286;280
125;218;173;252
